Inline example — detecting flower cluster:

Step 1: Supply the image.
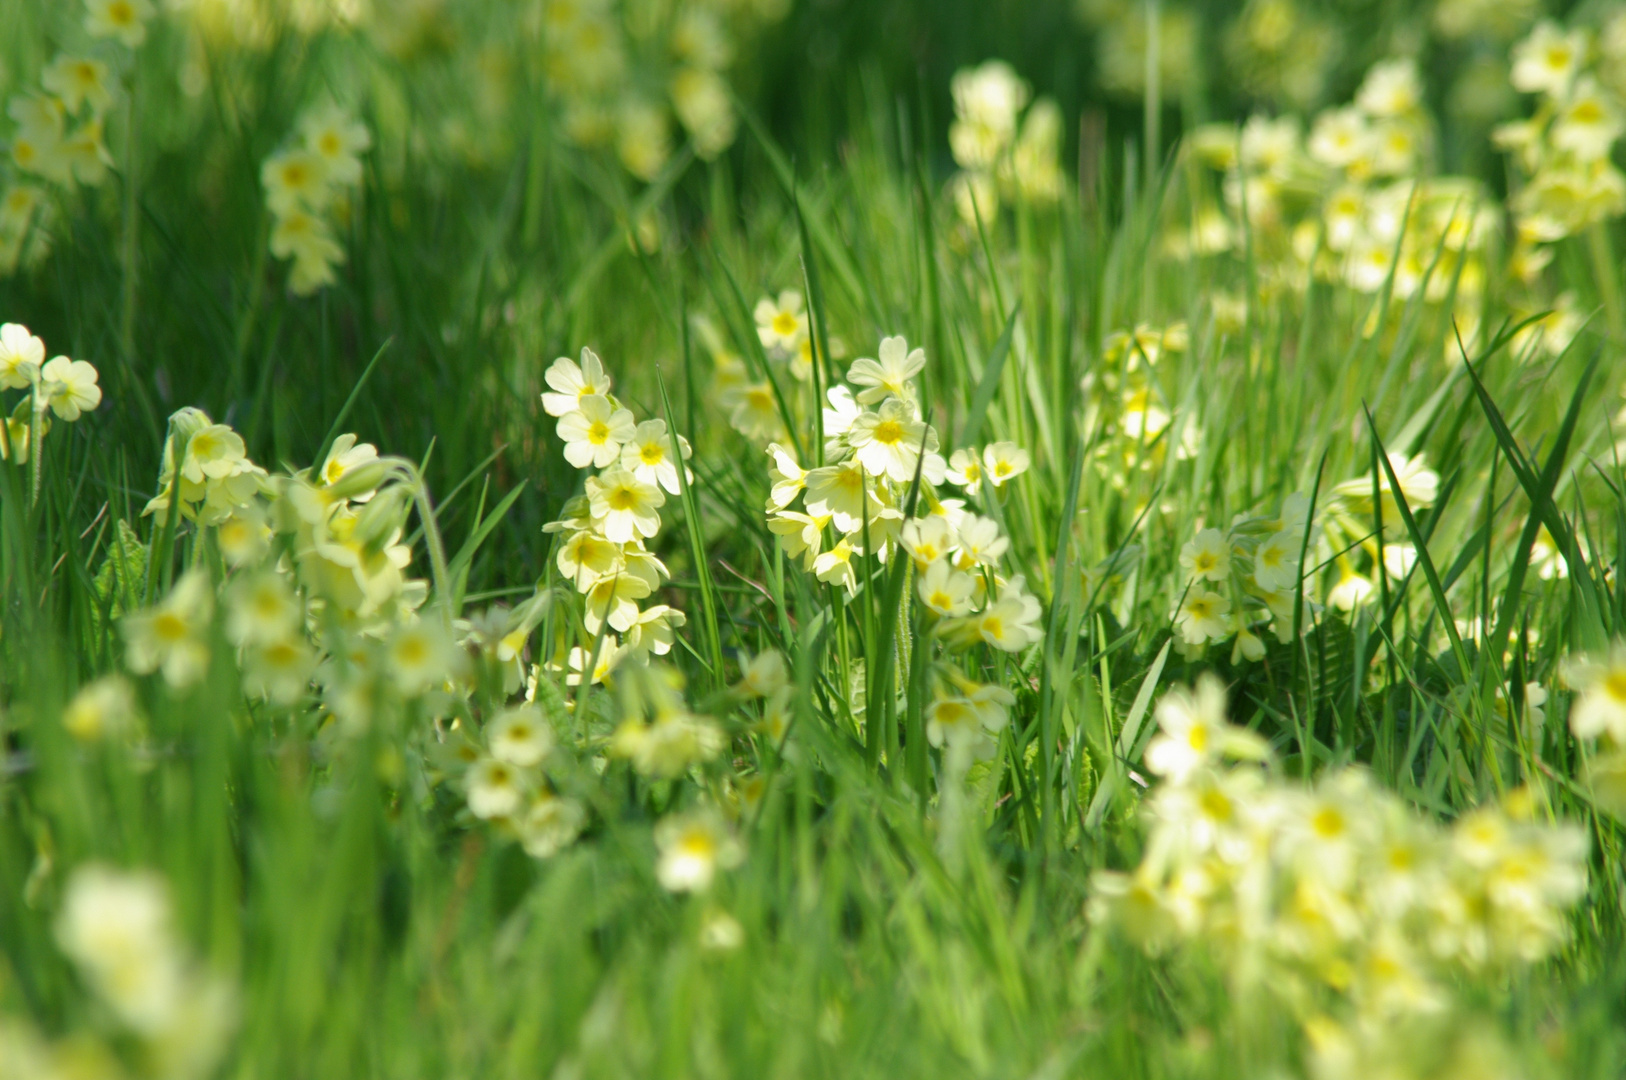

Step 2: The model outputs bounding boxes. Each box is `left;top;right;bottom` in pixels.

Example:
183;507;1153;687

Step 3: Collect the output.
1172;492;1312;661
541;347;690;683
2;0;151;273
0;322;102;480
1319;452;1440;611
0;863;236;1080
1078;322;1201;491
537;0;785;182
946;60;1063;225
261;105;370;294
121;409;455;724
1496;20;1626;265
1093;677;1589;1065
1182;57;1496;337
765;333;1040;753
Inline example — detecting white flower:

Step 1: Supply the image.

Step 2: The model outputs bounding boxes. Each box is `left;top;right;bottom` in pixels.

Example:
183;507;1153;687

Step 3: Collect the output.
753;290;807;355
541;348;614;418
520;795;586;858
899;515;953;568
982;441;1029;488
466;757;528;819
945;447;983;495
1144;675;1266;782
0;322;45;389
586;466;665;544
765;443;806;510
489;705;553;767
1175;588;1231;646
655;808;744;893
804;459;883;534
1511;21;1585;98
847;397;933;483
1179;528;1231;583
557;394;636;470
1252;529;1301;593
917;559;975;617
975;575;1044;651
846;335;926;405
39;355;102;420
85;0;155;48
1564;644;1626;742
737;650;787;698
620;418;691;494
123;571;214;688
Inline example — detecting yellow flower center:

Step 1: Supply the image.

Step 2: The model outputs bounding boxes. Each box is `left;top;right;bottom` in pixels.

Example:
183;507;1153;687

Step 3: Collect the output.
1194;552;1216;573
587;421;609;443
608;485;638;511
928;590;953;611
109;1;136;26
640;443;664;466
1603;671;1626;703
981;615;1004;638
1187;598;1213;619
154;612;188;642
746;387;774;410
1571;100;1604;124
1545;46;1571;71
872;419;904;445
678;831;717;859
1311;807;1346;839
1199;788;1232;822
396;636;429;666
319;132;342;156
771;311;799;336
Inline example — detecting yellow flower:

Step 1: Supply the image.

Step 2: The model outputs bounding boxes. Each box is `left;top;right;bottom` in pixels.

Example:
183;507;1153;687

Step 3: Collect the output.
1175;587;1231;646
42;55;115;115
846;335;925;405
586;466;664;544
1510;20;1585;98
541;349;614;418
40;356;102;420
654;808;744;893
753;290;808;356
263;149;333;217
1562;643;1626;742
0;322;45;389
62;675;138;741
298;106;370;186
86;0;156;48
557;394;636;470
123;570;214;688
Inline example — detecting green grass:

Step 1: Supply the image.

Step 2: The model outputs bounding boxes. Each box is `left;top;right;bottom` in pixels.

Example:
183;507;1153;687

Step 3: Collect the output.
5;2;1626;1077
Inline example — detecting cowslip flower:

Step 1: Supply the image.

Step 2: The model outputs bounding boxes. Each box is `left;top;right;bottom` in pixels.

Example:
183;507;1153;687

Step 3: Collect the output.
1144;675;1268;783
1252;528;1301;592
123;571;214;689
899;515;953;568
86;0;156;48
946;447;984;495
40;355;101;420
466;757;528;819
558;394;636;469
846;335;925;404
542;349;613;417
262;148;333;217
847;397;932;483
766;443;805;509
654;808;744;893
917;559;975;617
753;290;807;355
1176;588;1231;645
42;56;115;116
736;650;787;698
975;575;1043;651
0;322;45;389
1511;21;1585;97
586;466;664;543
619;418;691;494
1563;643;1626;742
1180;528;1231;583
983;441;1030;488
488;705;553;767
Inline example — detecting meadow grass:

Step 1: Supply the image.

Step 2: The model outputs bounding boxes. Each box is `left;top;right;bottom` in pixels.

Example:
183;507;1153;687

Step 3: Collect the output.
4;3;1626;1078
